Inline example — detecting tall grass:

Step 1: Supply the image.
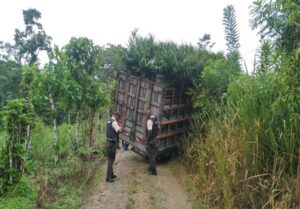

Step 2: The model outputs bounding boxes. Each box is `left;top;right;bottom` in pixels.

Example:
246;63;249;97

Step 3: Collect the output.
185;109;246;208
184;73;300;208
227;74;299;175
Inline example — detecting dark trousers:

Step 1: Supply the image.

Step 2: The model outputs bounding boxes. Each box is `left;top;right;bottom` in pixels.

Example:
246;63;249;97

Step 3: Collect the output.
146;144;158;173
106;140;116;180
123;141;129;150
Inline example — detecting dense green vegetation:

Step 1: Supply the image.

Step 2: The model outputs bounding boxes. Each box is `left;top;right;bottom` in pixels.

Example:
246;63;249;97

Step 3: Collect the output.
184;1;300;208
0;9;110;208
0;0;299;208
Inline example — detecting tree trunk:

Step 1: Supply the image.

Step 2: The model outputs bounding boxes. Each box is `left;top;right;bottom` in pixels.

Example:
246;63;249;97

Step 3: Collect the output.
87;109;96;147
94;111;100;140
53;117;58;164
25;125;31;150
23;78;31;151
48;90;58;164
75;107;80;151
24;93;31;151
8;135;13;184
68;113;73;152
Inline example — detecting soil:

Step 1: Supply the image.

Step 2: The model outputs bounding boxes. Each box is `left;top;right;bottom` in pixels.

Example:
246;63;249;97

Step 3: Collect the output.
83;149;192;209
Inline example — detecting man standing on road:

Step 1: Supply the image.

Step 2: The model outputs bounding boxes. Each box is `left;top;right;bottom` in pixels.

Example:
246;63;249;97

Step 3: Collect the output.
146;111;159;175
106;112;124;182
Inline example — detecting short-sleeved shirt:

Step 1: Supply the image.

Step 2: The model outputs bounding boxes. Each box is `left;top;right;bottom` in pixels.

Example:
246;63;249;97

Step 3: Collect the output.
111;116;121;133
147;115;156;130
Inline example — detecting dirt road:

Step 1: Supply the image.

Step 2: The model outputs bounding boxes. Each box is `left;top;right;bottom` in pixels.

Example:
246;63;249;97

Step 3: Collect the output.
83;149;192;209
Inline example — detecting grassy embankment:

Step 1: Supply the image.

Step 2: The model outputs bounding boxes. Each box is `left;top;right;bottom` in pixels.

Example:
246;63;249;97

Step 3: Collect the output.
0;118;107;209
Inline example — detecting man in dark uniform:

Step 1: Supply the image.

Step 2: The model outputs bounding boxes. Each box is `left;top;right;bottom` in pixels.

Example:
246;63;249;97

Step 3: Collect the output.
106;112;124;182
146;111;159;175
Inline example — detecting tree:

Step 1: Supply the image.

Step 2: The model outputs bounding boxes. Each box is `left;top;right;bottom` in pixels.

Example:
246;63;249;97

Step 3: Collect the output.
30;47;68;164
64;37;103;149
85;81;108;146
0;8;52;112
20;65;39;151
256;40;273;73
190;53;239;116
0;42;22;108
250;0;300;53
223;5;241;72
197;33;215;51
0;60;21;106
0;99;34;192
223;5;240;54
100;43;126;81
14;8;52;65
223;5;241;55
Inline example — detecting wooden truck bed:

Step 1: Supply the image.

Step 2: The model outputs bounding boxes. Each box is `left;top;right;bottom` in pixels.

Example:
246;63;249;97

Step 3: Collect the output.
114;72;191;156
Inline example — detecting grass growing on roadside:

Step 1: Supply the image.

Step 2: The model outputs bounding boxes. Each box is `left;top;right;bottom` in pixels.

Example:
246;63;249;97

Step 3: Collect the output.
184;107;299;208
0;116;107;209
184;72;300;209
0;178;37;209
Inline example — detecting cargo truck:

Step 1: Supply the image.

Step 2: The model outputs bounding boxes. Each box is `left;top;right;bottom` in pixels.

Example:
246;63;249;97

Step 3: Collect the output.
114;72;192;157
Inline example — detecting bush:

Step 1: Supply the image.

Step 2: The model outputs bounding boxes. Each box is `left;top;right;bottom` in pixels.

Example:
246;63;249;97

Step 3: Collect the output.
0;178;36;209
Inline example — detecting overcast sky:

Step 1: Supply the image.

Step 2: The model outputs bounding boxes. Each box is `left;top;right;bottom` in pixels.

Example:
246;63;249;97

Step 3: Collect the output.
0;0;260;71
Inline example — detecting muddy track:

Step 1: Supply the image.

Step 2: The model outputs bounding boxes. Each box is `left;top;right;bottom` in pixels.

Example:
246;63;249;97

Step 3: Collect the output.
83;149;191;209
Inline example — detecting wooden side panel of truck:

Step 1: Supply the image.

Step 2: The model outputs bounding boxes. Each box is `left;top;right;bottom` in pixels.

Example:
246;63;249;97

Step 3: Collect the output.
114;72;191;156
